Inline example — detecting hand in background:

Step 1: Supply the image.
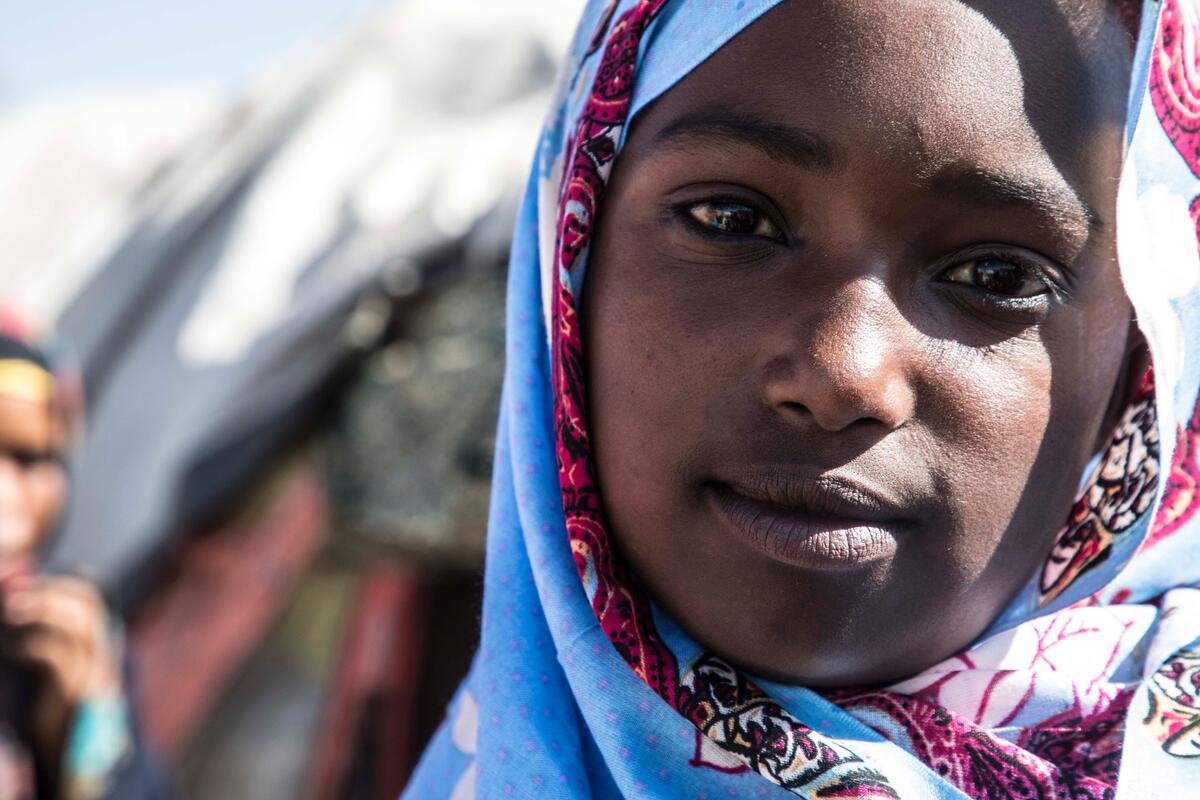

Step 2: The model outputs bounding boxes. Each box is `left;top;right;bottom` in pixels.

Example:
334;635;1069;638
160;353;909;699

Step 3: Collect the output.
1;572;122;796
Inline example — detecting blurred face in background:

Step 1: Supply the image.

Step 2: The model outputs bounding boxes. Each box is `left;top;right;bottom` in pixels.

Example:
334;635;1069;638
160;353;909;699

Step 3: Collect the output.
0;365;66;564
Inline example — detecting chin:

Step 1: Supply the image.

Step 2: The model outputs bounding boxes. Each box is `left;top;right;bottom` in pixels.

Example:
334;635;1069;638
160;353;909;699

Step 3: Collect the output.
699;607;989;690
727;648;913;689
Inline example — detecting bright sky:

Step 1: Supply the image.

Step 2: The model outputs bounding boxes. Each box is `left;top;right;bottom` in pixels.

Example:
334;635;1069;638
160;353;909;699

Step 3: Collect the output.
0;0;386;105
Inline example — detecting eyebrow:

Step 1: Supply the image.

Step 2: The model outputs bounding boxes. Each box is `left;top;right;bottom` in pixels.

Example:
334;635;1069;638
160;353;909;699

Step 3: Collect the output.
928;167;1099;244
650;109;1097;246
651;109;846;170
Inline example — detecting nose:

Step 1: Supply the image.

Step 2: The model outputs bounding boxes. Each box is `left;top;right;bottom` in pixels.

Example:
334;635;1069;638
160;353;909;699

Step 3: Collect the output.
761;279;916;433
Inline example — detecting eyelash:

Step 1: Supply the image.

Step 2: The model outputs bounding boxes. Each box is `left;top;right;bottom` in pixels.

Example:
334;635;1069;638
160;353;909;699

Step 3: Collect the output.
1;448;60;469
674;198;787;244
936;249;1071;311
671;197;1071;311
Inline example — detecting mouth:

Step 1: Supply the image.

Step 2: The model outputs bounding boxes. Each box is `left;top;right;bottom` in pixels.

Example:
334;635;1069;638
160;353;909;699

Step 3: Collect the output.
705;470;911;570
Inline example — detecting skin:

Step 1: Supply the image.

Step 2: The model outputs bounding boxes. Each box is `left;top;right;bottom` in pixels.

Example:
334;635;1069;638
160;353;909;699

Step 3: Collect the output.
0;386;119;795
0;394;66;555
584;0;1139;686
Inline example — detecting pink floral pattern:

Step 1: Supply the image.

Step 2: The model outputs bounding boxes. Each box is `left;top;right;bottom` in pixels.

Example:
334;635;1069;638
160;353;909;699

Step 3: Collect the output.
889;606;1148;730
1151;0;1200;178
551;1;896;795
1144;643;1200;757
541;0;1200;796
837;690;1123;799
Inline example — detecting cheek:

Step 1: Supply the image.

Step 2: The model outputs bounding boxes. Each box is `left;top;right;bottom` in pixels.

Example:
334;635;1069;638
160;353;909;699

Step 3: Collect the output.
584;241;752;531
919;338;1055;546
0;473;42;556
586;253;764;432
28;467;66;548
919;300;1130;580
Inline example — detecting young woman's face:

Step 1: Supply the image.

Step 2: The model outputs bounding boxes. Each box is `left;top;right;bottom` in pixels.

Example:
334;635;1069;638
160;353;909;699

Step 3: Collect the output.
0;394;65;561
585;0;1136;686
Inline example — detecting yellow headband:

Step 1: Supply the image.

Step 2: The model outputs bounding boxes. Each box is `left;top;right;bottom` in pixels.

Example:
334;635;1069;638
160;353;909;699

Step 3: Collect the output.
0;359;55;405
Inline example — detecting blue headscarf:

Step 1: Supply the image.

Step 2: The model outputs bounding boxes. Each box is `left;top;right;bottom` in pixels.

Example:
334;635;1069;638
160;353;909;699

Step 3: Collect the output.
407;1;1200;796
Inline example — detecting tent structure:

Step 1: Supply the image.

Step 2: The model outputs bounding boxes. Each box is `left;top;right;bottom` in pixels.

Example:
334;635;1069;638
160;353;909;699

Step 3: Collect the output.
0;0;577;607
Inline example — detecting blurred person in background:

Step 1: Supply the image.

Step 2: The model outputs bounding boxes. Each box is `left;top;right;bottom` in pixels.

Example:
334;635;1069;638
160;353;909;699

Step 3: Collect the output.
0;316;167;800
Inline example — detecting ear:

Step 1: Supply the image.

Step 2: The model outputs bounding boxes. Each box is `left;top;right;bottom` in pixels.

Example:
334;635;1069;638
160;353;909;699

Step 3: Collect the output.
1092;317;1150;455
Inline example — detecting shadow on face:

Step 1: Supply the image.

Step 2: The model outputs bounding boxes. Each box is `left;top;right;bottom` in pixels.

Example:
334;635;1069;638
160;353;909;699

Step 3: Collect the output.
583;0;1139;685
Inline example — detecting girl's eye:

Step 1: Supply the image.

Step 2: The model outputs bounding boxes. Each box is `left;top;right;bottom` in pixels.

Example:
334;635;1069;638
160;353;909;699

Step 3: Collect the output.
940;257;1059;299
1;447;57;469
687;202;783;241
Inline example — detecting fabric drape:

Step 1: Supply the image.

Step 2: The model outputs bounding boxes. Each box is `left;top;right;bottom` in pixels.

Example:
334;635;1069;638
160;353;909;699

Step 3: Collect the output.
407;1;1200;796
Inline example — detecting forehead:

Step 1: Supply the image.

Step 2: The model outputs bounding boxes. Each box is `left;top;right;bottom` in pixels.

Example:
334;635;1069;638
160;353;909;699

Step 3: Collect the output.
629;0;1129;205
0;394;53;451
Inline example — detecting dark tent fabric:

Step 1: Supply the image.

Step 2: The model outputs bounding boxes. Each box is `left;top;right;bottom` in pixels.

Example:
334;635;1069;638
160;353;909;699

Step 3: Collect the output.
41;2;569;606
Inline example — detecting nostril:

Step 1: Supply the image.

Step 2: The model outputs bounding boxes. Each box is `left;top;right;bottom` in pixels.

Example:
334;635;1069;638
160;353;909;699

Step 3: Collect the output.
769;379;912;433
759;293;916;432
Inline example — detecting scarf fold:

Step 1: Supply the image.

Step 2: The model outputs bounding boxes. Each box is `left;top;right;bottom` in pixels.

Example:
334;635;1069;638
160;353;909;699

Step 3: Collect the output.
407;1;1200;796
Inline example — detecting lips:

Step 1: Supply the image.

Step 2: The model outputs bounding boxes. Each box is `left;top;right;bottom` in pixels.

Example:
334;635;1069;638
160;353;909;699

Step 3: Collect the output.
705;470;911;570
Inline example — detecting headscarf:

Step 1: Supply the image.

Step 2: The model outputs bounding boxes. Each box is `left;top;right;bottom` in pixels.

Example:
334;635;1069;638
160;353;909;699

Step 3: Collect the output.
407;1;1200;796
0;345;54;410
0;311;84;458
0;317;145;800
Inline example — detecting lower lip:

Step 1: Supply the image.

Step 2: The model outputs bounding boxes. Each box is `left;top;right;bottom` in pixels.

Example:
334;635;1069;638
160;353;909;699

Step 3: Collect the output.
706;483;901;570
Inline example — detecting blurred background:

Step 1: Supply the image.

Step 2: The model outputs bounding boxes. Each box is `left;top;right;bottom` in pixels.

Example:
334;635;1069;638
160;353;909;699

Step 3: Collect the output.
0;0;582;796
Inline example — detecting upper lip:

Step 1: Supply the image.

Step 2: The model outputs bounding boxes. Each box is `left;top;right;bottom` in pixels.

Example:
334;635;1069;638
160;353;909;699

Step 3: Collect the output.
711;467;910;523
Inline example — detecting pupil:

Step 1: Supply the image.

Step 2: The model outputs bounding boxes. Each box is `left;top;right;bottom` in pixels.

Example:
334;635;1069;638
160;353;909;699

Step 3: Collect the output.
708;204;755;233
974;260;1023;295
4;449;41;468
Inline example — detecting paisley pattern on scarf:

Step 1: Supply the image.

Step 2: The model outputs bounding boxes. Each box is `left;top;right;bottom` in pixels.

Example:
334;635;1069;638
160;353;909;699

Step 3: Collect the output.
406;1;1200;796
1039;383;1160;604
1015;690;1133;786
1151;0;1200;176
1145;392;1200;550
1152;0;1200;277
555;0;681;706
835;690;1122;800
679;656;898;796
1144;642;1200;757
552;2;897;794
847;602;1149;796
